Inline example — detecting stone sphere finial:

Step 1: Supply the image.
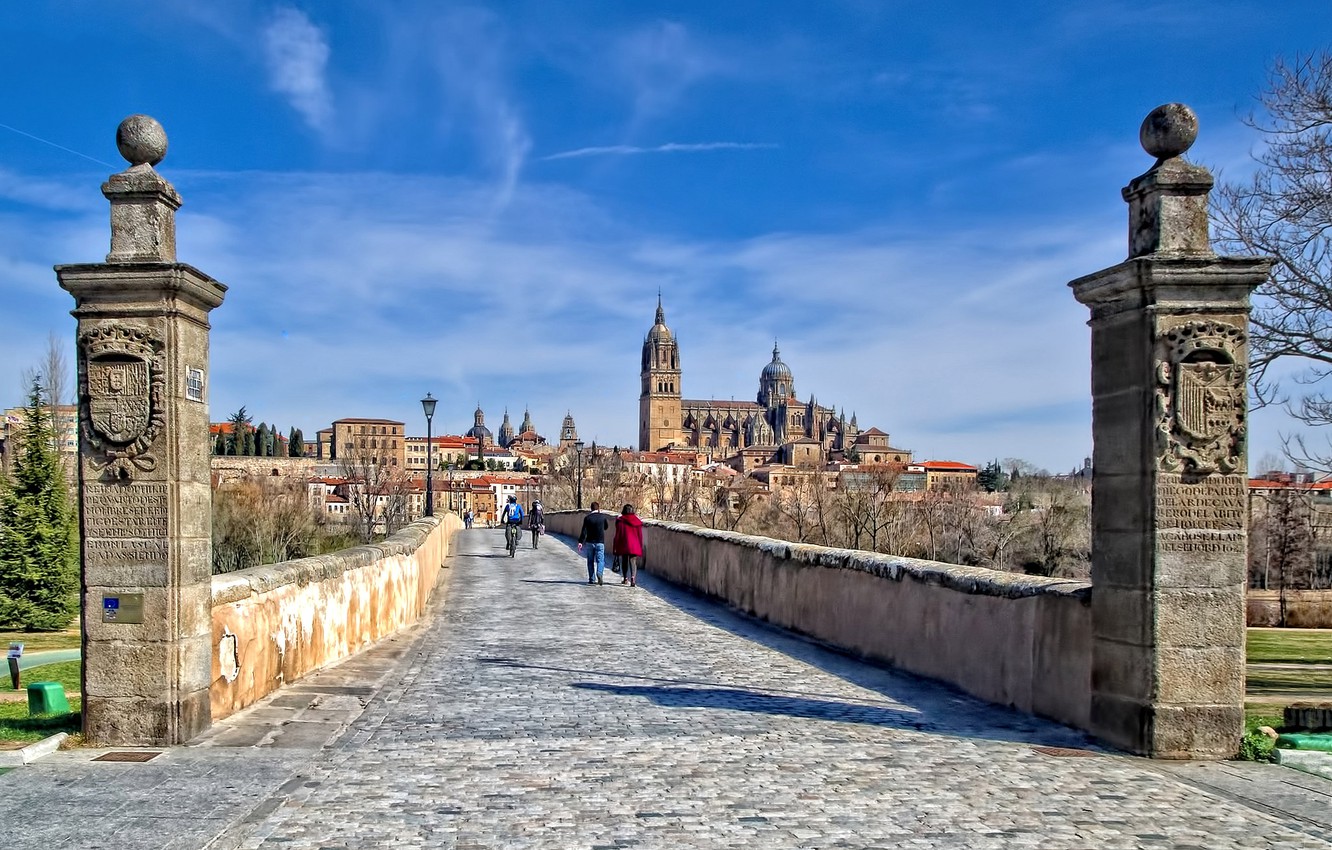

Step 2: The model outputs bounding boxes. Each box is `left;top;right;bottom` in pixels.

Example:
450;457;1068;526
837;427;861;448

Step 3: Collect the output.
115;114;168;167
1140;103;1198;160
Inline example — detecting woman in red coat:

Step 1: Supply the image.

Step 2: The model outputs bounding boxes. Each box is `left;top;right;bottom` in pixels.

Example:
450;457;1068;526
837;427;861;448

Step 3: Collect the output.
612;504;645;587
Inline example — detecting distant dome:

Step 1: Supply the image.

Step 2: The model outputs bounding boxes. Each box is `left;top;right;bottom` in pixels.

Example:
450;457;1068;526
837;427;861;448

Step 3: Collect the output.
762;343;792;383
647;298;673;343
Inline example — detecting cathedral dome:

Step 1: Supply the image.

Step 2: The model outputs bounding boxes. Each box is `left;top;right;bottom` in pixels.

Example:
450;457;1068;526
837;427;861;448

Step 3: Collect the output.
761;343;792;383
647;298;673;343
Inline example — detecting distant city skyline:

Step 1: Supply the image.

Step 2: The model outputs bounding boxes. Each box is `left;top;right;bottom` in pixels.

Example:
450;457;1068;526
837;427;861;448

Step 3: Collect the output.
2;2;1329;472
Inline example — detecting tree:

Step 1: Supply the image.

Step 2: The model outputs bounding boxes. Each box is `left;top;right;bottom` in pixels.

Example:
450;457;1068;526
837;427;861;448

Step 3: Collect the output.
227;407;252;456
1213;52;1332;466
289;427;304;458
0;379;78;630
212;476;319;573
256;423;271;458
21;332;72;472
213;432;226;455
1252;486;1314;624
338;441;411;543
977;460;1008;493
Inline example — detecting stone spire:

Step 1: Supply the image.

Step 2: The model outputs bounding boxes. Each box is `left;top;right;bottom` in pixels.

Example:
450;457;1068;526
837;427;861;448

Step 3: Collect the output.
520;406;534;435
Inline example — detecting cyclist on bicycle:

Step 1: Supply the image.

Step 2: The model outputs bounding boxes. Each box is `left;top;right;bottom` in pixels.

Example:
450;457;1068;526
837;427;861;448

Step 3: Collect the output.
501;495;524;557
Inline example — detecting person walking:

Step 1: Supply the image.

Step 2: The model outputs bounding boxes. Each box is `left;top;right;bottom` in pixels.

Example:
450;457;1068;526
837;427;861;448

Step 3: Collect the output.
577;502;610;585
463;509;473;529
529;499;544;549
612;504;644;587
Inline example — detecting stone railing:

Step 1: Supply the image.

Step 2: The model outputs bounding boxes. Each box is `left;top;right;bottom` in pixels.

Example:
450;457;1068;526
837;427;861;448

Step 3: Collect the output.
209;514;462;720
545;511;1092;730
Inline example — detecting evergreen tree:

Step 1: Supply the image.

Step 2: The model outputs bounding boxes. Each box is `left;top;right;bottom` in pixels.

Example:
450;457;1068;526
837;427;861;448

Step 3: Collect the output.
213;432;226;455
257;423;271;458
289;427;304;458
0;380;79;630
243;428;256;456
977;460;1009;493
226;406;252;456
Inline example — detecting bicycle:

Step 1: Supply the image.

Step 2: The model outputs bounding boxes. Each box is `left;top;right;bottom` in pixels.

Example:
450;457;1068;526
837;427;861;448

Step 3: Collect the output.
505;523;520;557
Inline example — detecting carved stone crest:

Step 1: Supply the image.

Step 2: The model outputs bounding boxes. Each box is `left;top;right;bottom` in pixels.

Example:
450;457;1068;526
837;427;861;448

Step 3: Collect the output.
1155;320;1247;474
79;325;166;480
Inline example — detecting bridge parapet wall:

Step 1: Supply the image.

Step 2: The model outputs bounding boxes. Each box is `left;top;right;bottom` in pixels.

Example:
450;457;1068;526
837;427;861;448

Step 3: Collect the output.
546;511;1092;730
209;514;462;721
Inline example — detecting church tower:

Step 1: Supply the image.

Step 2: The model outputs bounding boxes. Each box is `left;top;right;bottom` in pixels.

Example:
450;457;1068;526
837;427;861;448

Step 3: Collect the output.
639;295;682;451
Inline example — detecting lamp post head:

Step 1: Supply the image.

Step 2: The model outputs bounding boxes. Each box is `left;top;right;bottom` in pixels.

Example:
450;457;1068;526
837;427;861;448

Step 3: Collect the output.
421;392;437;421
574;440;585;453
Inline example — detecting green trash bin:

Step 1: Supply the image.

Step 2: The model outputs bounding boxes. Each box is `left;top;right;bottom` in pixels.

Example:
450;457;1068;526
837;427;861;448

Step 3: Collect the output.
27;682;70;716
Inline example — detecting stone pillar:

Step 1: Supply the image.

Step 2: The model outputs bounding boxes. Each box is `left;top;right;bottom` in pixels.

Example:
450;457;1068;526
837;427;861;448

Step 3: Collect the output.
1070;104;1272;758
56;116;227;745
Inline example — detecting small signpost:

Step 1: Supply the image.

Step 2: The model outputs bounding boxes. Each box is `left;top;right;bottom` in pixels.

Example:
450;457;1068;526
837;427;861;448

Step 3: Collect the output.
7;643;23;690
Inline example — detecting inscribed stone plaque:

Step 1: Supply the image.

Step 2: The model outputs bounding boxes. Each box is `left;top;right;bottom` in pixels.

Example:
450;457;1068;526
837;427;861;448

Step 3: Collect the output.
1155;473;1246;554
85;538;169;568
83;483;169;539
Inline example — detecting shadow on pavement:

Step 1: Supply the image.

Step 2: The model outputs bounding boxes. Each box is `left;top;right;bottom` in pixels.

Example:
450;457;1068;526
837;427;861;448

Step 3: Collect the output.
570;681;918;727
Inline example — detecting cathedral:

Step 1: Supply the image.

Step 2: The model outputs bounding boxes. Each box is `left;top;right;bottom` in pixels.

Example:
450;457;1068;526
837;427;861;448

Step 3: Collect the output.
639;298;905;466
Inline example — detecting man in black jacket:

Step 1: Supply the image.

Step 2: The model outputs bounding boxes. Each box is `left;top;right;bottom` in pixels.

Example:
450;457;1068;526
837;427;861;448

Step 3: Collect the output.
577;502;610;585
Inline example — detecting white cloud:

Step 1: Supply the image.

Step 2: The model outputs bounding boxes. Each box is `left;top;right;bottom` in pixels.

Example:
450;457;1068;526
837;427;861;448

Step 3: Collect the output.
262;7;334;132
543;142;777;161
614;20;728;127
0;161;1288;474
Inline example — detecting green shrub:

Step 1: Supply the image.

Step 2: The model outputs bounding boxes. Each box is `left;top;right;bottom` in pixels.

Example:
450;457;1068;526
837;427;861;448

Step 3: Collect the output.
1237;730;1276;762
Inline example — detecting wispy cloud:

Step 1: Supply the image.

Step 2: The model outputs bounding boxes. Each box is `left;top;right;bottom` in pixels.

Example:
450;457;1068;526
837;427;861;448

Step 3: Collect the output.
615;20;728;128
262;7;334;132
422;8;531;211
543;142;777;161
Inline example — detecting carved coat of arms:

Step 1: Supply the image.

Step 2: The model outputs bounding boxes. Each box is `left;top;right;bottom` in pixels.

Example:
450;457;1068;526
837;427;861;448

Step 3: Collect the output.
1155;320;1247;475
79;325;165;481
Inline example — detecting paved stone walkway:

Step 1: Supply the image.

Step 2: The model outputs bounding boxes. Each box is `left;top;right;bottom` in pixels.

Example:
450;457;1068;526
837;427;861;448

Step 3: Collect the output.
4;528;1332;848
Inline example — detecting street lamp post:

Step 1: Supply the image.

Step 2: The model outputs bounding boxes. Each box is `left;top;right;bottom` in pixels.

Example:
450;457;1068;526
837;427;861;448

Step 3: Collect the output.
421;393;437;517
574;440;585;511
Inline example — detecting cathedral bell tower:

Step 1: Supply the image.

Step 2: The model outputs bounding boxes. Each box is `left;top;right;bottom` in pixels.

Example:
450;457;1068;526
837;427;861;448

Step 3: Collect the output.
639;295;682;451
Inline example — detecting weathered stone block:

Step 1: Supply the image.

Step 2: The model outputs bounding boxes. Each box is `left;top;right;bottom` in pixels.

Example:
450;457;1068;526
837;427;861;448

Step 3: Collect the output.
1153;587;1244;647
1089;391;1152;475
1155;645;1244;704
1090;474;1152;537
1089;528;1151;589
1091;638;1154;702
1091;584;1153;645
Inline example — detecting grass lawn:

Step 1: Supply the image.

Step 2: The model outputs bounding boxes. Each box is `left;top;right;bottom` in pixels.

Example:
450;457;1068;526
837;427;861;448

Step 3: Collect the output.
1246;666;1332;696
1247;628;1332;664
0;658;82;744
0;629;80;654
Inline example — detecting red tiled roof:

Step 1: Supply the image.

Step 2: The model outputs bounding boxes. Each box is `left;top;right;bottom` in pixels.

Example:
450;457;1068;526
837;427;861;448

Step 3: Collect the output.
919;460;978;471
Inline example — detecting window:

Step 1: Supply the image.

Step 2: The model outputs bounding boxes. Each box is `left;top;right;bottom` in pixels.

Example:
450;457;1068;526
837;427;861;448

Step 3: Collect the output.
185;368;204;402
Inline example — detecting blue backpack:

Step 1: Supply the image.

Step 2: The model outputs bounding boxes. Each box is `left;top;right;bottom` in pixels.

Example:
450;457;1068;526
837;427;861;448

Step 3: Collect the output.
508;502;524;523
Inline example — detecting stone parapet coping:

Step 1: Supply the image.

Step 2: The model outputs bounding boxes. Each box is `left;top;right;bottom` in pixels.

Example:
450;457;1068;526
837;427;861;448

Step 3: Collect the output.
555;511;1090;603
211;517;443;605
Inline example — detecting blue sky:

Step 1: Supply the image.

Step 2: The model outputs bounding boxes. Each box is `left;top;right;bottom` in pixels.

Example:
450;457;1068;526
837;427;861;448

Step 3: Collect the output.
2;1;1329;472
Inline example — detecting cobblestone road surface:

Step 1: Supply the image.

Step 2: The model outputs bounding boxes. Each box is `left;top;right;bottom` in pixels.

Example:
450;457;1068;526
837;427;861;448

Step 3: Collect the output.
217;528;1332;849
4;528;1331;849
